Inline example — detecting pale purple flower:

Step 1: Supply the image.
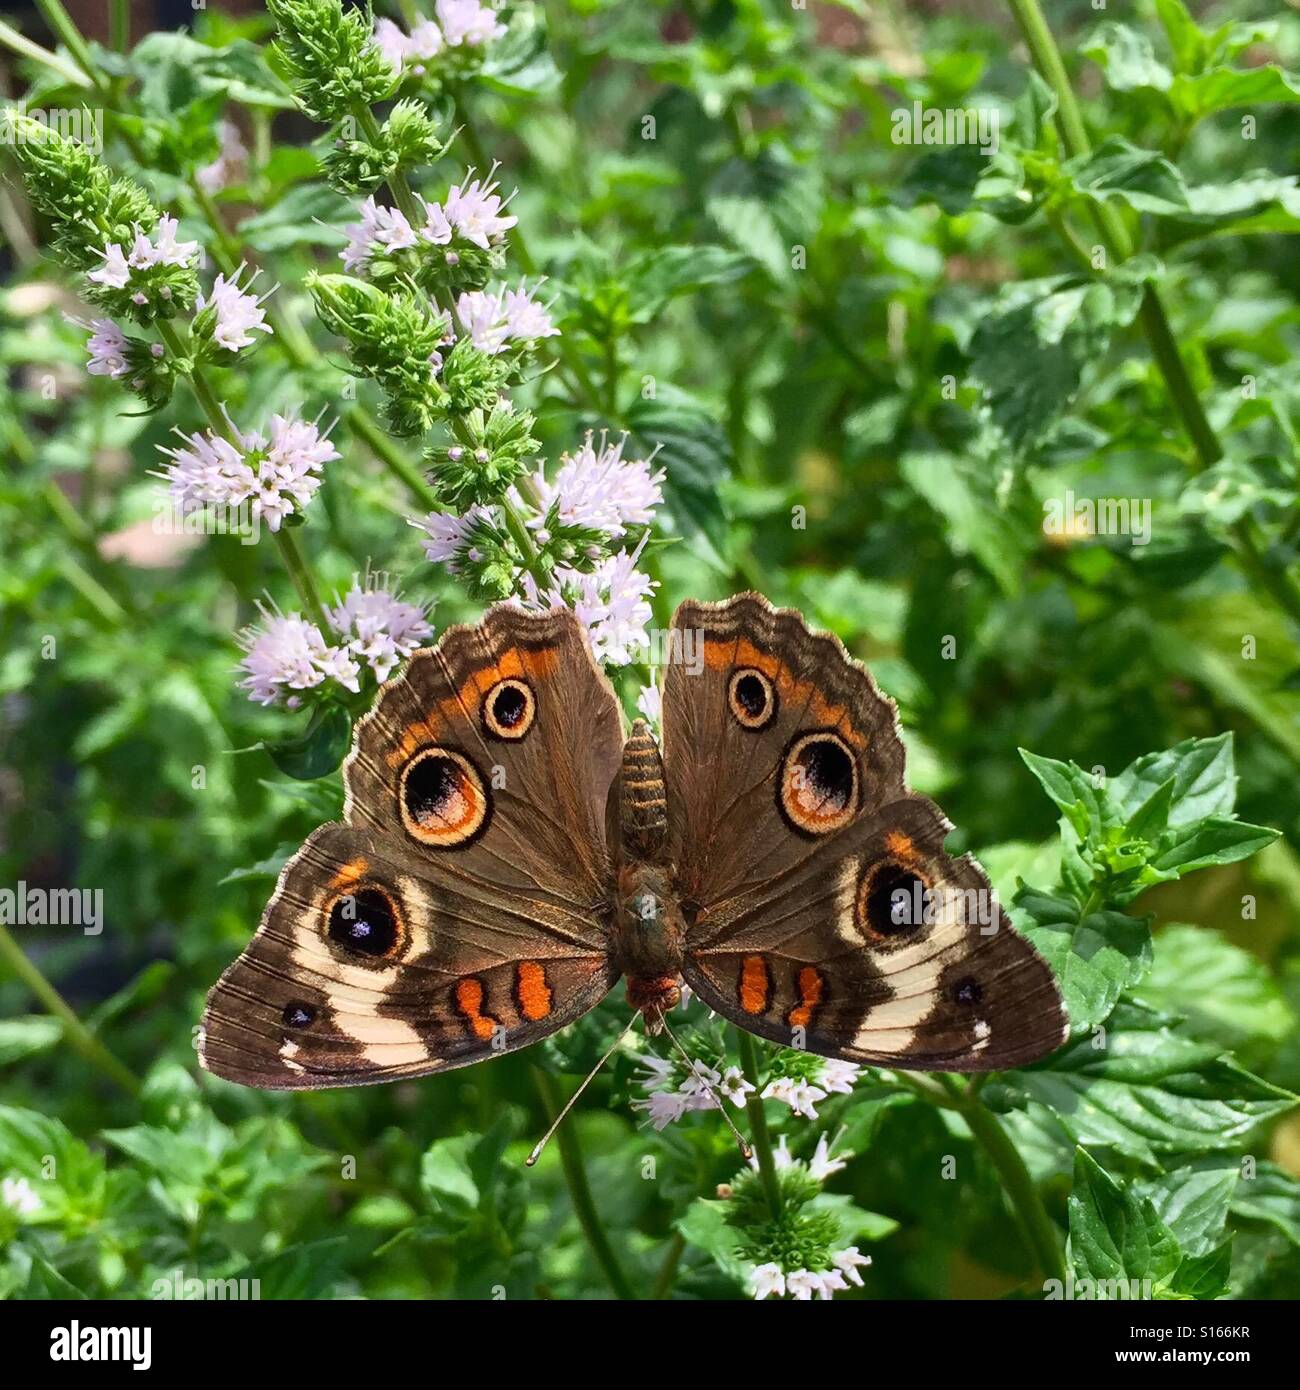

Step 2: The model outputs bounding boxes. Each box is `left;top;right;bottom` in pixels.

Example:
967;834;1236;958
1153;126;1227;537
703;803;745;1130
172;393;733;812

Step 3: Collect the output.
373;16;412;69
808;1131;851;1181
197;119;248;193
420;197;455;246
154;413;337;533
437;166;517;249
327;576;432;683
196;264;273;352
454;288;513;354
749;1264;785;1300
68;315;130;377
523;432;663;539
340;197;418;271
522;543;656;666
373;15;445;72
149;215;200;267
436;0;505;46
238;607;359;706
88;216;198;292
412;504;496;573
501;282;560;341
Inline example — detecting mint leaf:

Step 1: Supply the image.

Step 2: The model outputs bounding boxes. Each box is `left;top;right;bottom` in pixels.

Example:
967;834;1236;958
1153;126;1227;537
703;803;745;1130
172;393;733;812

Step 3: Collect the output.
1068;1149;1182;1292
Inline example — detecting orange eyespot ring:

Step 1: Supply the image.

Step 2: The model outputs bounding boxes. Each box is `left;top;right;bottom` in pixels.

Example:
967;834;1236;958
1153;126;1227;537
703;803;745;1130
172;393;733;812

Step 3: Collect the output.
777;730;859;837
482;677;535;740
399;745;491;848
855;858;931;943
324;883;407;963
728;667;777;730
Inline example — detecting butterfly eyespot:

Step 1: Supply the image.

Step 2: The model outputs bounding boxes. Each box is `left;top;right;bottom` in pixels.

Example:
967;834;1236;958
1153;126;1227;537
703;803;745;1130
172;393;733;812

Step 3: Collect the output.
777;730;859;836
282;1001;317;1029
728;667;777;730
483;677;535;740
856;859;930;942
399;745;492;848
953;976;983;1007
326;885;405;961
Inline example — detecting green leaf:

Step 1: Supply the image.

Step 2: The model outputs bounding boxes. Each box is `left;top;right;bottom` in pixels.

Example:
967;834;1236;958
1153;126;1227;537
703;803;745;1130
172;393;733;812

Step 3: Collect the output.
1230;1161;1300;1247
1135;1160;1238;1257
1010;1004;1297;1167
261;704;353;780
0;1016;63;1066
1149;815;1278;875
420;1135;480;1219
1133;924;1295;1050
1083;23;1173;93
625;245;754;319
1015;887;1152;1033
1110;734;1236;826
1019;748;1107;842
241;184;354;252
1068;1149;1182;1292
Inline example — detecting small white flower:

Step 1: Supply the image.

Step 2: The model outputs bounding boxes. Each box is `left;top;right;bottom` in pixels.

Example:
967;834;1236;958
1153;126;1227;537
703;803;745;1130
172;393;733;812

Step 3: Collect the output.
150;215;200;267
326;576;432;684
748;1263;785;1300
436;0;506;47
438;165;517;249
87;242;131;289
716;1064;755;1109
237;609;349;705
501;282;560;342
832;1246;872;1287
808;1131;852;1181
530;542;655;666
412;505;495;573
818;1059;861;1096
760;1075;829;1119
630;1089;688;1131
523;432;663;540
2;1175;41;1218
785;1269;821;1301
340;197;418;271
637;683;662;728
67;315;130;377
454;288;512;354
196;263;273;352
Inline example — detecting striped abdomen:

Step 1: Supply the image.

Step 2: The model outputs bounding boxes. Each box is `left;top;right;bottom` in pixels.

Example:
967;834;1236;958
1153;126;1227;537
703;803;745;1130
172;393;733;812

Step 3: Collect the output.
620;718;668;862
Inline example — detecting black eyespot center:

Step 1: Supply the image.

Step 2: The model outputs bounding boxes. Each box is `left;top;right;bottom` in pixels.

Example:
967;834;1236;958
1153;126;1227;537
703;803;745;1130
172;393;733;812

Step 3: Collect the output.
493;683;527;727
953;976;983;1007
327;885;401;960
404;752;462;823
282;1001;317;1029
736;673;766;716
861;860;928;939
799;737;854;810
729;667;777;729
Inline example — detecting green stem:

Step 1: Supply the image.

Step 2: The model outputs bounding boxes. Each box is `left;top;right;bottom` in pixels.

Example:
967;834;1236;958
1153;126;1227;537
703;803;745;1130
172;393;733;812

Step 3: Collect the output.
734;1028;782;1218
355;104;422;225
0;924;139;1095
1006;0;1300;626
940;1075;1065;1283
0;16;90;85
31;0;97;82
108;0;128;53
531;1067;637;1300
651;1230;686;1300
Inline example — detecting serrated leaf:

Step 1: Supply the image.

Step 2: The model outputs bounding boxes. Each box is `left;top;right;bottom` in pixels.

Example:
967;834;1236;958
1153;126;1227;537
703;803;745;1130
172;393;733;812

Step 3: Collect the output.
1069;1149;1182;1291
260;704;353;780
1110;734;1237;826
1230;1161;1300;1246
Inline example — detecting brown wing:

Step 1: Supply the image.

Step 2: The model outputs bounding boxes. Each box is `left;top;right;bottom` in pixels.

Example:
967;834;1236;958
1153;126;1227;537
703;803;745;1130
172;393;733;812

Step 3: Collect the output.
663;594;1065;1071
680;796;1067;1072
201;826;617;1088
202;604;626;1089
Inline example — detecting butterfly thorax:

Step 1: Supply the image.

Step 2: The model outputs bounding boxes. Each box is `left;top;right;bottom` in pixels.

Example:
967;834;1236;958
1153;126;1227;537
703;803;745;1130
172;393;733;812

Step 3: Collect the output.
613;721;685;1031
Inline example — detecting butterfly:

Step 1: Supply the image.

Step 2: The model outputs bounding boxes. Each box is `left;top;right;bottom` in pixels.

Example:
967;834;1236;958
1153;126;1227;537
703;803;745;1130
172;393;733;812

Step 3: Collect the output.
199;594;1067;1091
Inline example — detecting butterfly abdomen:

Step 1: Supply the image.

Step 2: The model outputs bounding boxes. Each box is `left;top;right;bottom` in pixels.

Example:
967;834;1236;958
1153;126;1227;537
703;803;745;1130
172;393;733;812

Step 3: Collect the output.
619;717;669;862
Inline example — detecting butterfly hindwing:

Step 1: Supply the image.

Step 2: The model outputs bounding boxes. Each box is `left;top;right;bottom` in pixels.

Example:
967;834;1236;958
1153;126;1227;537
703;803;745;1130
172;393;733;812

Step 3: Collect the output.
663;594;1066;1071
200;825;618;1089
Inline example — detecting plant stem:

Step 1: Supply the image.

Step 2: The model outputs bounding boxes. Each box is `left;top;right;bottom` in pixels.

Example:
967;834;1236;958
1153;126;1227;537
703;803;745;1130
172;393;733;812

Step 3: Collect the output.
734;1028;782;1218
530;1066;637;1300
31;0;97;83
0;16;89;86
1005;0;1300;626
939;1075;1065;1283
651;1230;686;1300
0;925;139;1095
108;0;129;53
355;104;423;226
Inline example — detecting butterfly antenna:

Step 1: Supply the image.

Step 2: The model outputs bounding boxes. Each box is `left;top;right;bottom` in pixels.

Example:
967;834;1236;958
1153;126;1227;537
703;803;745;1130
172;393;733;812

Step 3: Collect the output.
526;1016;638;1167
657;1015;754;1161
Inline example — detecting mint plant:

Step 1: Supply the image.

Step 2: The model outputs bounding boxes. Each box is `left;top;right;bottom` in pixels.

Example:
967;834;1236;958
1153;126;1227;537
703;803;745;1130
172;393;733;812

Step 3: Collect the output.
1;0;1298;1302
